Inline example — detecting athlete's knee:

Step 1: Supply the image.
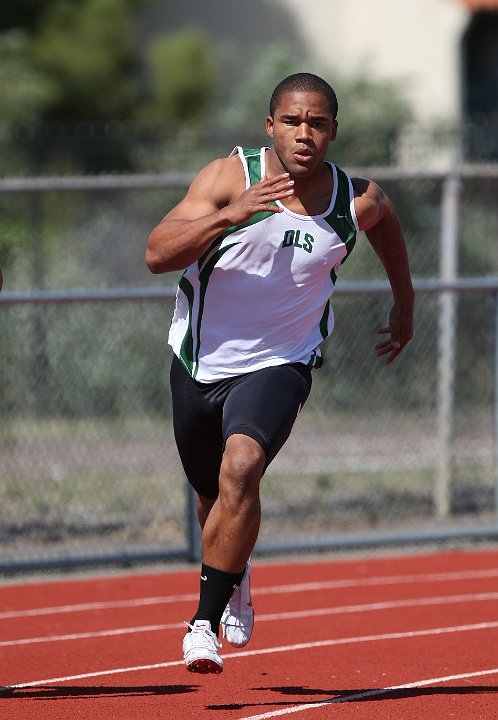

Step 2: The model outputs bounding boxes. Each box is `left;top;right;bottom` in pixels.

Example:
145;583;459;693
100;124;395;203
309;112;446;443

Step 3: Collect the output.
220;433;265;499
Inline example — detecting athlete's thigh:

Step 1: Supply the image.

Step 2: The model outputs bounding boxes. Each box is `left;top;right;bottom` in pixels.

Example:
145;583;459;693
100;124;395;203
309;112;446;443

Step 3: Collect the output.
169;355;224;499
222;363;312;466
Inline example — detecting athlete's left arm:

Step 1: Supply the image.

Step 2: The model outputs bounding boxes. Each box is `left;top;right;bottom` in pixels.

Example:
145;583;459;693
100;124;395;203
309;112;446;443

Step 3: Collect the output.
353;176;414;364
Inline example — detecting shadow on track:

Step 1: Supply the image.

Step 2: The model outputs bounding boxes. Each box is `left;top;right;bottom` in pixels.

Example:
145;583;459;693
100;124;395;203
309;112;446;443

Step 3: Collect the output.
207;684;498;711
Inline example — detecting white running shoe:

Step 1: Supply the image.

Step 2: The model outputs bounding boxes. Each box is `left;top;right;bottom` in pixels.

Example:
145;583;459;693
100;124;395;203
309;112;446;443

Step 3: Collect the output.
220;557;254;647
182;620;223;674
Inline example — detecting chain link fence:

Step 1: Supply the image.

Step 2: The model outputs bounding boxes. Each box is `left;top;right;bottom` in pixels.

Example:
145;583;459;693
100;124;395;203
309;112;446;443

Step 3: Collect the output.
1;167;498;571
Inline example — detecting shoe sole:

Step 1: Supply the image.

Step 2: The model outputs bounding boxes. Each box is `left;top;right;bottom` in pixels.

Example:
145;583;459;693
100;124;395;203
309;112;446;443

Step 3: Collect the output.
186;658;223;674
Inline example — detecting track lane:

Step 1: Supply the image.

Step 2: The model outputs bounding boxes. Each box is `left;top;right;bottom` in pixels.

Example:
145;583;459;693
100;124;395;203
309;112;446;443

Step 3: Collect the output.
2;623;498;719
2;548;498;612
2;585;498;683
1;549;497;719
2;589;498;650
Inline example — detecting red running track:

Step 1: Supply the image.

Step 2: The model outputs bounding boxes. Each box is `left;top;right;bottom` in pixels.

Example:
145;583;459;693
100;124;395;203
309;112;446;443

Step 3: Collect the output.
1;548;498;719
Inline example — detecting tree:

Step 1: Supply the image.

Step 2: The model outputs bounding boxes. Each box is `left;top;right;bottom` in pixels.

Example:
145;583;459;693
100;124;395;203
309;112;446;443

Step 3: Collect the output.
32;0;138;121
0;0;47;33
142;28;217;136
214;43;298;139
328;73;413;166
0;30;56;127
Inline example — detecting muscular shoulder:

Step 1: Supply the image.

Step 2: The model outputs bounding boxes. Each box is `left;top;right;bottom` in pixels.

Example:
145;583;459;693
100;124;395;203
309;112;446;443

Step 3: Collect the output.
189;154;245;208
165;154;245;221
352;176;386;231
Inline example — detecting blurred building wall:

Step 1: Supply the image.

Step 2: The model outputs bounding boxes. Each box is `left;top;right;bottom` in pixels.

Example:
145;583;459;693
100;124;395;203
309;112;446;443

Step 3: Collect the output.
273;0;469;123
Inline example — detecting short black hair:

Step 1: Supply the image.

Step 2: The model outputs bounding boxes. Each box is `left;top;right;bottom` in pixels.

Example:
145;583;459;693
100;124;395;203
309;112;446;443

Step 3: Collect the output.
269;73;338;119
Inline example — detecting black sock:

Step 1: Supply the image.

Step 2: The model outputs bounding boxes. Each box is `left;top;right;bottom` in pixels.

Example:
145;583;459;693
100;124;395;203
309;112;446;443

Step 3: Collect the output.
190;563;245;636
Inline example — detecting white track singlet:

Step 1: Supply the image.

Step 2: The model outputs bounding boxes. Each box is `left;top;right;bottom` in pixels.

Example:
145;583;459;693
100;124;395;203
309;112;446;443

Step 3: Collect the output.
168;146;359;382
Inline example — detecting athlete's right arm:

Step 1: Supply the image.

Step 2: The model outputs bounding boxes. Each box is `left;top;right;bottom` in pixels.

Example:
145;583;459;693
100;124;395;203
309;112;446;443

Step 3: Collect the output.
145;157;294;273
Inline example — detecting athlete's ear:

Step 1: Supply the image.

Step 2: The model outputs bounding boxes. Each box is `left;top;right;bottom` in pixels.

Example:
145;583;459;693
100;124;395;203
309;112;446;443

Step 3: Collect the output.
266;115;274;139
330;119;338;141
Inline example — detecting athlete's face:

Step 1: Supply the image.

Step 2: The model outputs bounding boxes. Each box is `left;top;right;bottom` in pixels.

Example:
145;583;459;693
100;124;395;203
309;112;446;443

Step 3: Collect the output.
266;91;337;178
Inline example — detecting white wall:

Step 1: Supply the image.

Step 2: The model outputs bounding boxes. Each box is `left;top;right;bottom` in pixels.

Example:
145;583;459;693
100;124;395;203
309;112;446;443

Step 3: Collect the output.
273;0;470;122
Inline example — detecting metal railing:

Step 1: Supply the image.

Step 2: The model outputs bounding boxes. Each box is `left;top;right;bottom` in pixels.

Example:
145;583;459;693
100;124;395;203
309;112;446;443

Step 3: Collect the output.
1;164;498;571
1;278;498;571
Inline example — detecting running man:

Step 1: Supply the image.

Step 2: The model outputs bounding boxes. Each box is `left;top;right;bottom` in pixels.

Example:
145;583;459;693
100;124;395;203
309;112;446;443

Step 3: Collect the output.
146;72;414;673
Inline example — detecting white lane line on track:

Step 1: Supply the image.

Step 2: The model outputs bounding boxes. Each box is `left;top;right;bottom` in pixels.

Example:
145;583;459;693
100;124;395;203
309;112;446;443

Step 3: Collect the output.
0;622;182;647
257;590;498;623
2;590;498;648
2;566;498;620
237;667;498;720
1;620;498;692
0;593;198;620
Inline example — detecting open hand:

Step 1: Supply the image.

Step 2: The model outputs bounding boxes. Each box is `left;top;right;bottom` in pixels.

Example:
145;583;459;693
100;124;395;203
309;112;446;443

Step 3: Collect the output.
225;173;294;226
374;303;413;364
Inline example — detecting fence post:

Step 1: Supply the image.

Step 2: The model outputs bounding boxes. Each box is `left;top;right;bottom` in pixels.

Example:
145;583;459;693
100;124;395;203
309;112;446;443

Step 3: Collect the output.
435;170;460;519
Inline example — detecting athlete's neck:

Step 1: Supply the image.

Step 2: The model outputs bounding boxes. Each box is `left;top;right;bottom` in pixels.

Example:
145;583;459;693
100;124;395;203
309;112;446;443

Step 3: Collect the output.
265;149;333;215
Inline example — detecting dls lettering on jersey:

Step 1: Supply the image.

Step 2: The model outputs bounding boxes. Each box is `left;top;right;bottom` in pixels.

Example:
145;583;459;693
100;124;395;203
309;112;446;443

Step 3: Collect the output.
282;230;315;253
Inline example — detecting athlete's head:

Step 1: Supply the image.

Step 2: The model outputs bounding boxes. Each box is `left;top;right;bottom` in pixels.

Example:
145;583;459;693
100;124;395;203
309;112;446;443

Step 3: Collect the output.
269;73;338;120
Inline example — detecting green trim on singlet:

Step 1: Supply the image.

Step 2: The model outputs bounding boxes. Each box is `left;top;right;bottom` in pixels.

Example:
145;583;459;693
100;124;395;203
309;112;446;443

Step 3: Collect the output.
324;165;357;255
178;275;195;372
319;300;330;340
243;147;265;186
192;241;241;378
307;349;324;369
326;165;357;291
224;148;277;234
197;148;274;273
318;165;358;339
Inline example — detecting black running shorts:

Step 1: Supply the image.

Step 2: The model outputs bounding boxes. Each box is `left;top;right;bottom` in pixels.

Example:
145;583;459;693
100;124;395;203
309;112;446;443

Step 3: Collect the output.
170;354;312;499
